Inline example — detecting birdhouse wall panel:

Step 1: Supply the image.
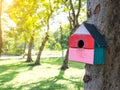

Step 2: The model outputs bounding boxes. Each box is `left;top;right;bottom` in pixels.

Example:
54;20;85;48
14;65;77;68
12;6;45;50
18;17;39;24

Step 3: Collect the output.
94;44;105;64
84;22;107;47
68;22;107;65
68;48;94;64
74;24;90;34
69;34;85;48
69;34;94;49
84;35;94;49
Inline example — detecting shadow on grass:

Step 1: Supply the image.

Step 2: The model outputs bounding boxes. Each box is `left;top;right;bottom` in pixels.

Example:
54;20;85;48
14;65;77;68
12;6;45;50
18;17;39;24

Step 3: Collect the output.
31;71;67;90
0;71;18;84
15;70;83;90
0;61;34;73
0;58;84;90
0;62;34;89
40;57;85;69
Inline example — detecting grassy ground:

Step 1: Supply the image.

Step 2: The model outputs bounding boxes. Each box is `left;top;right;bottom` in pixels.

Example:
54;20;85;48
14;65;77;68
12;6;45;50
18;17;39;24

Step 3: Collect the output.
0;57;85;90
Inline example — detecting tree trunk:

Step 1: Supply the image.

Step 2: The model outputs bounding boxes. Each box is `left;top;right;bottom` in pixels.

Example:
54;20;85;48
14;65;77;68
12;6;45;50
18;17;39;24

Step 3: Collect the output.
34;32;49;65
61;49;69;70
26;36;33;62
35;3;51;65
60;26;64;57
22;42;27;58
84;0;120;90
61;0;81;70
60;23;79;70
0;0;3;56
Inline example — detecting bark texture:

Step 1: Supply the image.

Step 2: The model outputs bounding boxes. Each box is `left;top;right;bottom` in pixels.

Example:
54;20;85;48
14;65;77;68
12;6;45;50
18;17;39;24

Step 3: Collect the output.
35;32;49;65
61;50;69;70
26;36;33;62
35;0;53;65
84;0;120;90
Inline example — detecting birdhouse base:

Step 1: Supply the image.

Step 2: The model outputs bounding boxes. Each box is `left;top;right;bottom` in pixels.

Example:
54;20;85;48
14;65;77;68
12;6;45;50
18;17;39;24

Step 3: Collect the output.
68;48;94;64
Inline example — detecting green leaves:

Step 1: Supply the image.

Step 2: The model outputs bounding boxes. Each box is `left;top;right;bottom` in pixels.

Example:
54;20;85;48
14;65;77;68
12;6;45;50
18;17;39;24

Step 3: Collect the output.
2;0;86;55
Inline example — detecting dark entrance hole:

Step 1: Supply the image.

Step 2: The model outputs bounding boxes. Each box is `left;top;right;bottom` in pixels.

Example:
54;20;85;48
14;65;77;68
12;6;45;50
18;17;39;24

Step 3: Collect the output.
78;40;84;48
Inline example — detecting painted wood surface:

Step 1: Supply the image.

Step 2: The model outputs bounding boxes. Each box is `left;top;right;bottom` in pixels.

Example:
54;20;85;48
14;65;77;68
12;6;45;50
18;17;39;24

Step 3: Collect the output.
68;23;106;65
68;48;94;64
69;34;94;49
94;42;105;64
74;24;90;34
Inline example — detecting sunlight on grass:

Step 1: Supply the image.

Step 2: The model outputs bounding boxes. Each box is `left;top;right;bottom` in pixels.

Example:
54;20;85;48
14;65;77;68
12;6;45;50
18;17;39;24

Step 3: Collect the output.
0;59;22;65
0;58;85;90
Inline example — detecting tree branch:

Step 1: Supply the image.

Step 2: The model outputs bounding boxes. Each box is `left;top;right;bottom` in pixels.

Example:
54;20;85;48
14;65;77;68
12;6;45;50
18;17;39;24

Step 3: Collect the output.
69;0;75;20
76;0;81;18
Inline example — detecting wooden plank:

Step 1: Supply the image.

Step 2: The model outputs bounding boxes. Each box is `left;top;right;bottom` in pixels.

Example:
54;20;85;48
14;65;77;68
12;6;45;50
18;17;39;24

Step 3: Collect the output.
69;34;94;49
68;48;94;64
74;24;90;34
94;42;105;64
84;22;107;47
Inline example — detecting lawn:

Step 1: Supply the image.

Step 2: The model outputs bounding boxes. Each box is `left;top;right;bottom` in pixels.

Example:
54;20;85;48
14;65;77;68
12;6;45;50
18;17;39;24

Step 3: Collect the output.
0;57;85;90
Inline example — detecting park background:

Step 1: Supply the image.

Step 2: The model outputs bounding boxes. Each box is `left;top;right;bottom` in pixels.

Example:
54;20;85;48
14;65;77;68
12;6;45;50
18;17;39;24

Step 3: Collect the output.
0;0;86;90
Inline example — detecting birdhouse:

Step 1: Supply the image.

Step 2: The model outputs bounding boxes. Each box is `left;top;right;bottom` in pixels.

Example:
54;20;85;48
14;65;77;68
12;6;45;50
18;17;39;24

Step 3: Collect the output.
68;22;107;64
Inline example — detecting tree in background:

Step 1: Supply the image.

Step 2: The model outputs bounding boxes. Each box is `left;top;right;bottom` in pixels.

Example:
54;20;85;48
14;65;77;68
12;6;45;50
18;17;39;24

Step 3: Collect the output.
46;24;70;51
5;0;40;59
0;0;3;56
84;0;120;90
3;27;24;55
60;0;82;70
26;36;34;62
35;0;59;65
25;13;40;62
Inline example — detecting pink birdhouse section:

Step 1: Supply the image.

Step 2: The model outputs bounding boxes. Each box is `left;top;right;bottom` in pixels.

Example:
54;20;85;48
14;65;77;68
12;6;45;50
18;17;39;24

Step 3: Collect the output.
68;22;107;64
68;24;94;64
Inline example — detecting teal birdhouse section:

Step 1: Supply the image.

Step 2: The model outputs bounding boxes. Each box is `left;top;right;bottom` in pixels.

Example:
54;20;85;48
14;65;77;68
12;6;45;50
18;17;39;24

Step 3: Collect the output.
94;42;105;64
68;22;107;65
84;22;107;64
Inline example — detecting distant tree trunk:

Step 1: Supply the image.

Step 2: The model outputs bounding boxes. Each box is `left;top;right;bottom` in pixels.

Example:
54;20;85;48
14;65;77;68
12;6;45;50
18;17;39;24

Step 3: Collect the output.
34;32;49;65
61;50;69;70
0;0;3;56
84;0;120;90
22;42;27;58
34;0;53;65
60;26;64;57
26;36;33;62
61;0;81;70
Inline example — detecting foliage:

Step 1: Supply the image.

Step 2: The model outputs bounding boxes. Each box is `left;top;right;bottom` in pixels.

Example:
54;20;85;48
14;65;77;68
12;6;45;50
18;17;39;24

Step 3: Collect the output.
2;0;87;55
2;28;24;55
2;0;41;55
46;24;70;50
34;0;61;65
0;0;2;55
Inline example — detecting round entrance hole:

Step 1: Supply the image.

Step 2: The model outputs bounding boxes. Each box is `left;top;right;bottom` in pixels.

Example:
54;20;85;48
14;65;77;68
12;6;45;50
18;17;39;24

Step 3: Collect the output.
78;40;84;48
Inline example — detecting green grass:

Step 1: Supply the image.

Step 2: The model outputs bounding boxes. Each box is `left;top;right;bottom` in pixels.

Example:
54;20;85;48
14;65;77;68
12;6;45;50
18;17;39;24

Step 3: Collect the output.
0;58;85;90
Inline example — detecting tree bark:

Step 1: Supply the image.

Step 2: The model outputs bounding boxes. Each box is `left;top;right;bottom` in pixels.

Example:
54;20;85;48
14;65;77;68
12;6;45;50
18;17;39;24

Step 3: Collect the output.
61;49;69;70
34;32;49;65
35;0;53;65
26;36;33;62
0;0;3;56
84;0;120;90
